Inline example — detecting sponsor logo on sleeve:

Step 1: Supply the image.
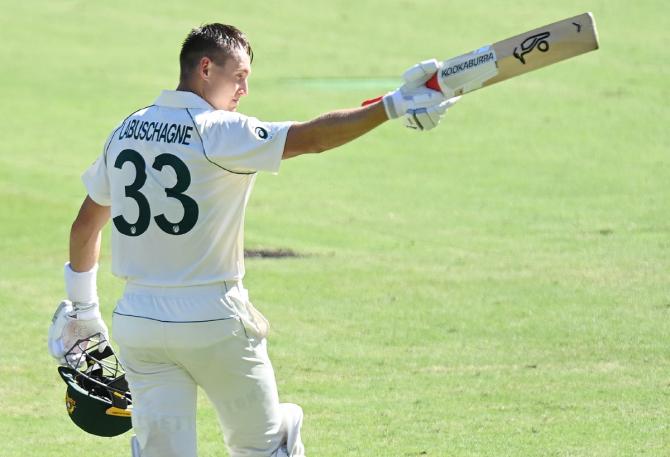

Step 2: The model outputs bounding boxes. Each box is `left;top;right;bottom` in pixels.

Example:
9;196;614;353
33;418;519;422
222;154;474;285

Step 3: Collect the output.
254;126;269;140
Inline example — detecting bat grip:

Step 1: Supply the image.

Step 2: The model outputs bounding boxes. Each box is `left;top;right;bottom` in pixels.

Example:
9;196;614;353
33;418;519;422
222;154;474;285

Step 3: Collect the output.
360;72;441;106
361;96;383;107
425;72;440;91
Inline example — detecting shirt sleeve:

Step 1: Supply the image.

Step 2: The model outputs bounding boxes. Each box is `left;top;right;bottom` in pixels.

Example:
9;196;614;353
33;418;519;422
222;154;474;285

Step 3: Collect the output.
81;134;113;206
200;111;293;174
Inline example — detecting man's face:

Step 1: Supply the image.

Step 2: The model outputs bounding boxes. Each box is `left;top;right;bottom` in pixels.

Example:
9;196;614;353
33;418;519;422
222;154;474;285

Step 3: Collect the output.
202;46;251;111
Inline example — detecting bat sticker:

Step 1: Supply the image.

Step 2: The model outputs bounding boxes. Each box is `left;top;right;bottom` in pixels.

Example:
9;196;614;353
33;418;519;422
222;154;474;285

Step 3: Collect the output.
513;31;551;64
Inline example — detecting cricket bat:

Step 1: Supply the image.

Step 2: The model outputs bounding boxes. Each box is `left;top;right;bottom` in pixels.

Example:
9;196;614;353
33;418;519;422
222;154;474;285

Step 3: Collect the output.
362;12;599;105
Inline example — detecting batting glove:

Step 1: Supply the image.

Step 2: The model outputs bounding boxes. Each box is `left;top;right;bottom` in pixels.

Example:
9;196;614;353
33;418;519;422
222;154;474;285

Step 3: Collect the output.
404;96;461;131
382;59;444;117
48;300;109;365
48;263;109;365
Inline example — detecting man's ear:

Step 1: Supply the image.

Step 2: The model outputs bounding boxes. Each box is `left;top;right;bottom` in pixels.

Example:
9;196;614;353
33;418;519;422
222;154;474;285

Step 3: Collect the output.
198;57;212;80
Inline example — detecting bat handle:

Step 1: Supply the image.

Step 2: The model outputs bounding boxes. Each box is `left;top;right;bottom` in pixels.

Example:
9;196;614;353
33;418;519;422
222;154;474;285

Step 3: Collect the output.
361;96;383;106
360;72;441;106
425;72;440;91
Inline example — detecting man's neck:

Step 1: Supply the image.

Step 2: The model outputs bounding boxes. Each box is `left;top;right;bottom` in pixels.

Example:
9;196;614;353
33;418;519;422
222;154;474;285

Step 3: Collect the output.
177;81;195;93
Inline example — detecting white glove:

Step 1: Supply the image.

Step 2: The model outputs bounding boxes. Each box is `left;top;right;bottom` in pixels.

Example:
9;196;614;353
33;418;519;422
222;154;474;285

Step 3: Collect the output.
48;300;109;365
49;263;108;365
382;59;447;126
404;95;461;131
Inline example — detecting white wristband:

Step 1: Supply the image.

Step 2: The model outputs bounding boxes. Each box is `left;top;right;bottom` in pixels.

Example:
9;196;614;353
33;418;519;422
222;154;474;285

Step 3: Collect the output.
64;262;99;304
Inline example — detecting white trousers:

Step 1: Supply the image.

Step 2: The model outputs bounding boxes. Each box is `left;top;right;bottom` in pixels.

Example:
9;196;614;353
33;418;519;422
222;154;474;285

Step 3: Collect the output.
112;282;305;457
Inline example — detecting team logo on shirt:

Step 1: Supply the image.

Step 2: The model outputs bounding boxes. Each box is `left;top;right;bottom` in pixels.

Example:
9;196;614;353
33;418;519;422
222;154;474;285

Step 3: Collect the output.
254;127;269;140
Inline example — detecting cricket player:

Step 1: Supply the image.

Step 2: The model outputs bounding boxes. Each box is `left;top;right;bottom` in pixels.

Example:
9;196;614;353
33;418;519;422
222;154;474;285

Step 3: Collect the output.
48;23;458;457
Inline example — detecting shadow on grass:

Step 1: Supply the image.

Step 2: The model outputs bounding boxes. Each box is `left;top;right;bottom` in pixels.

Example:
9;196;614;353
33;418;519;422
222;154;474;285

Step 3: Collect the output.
244;248;302;259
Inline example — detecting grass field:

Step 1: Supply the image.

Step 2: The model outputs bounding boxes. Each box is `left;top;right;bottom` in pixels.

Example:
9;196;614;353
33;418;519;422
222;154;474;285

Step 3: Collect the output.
1;0;668;455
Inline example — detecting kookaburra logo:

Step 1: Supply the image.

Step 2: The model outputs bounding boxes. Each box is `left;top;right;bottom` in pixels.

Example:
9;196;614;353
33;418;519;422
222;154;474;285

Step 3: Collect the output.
513;31;551;64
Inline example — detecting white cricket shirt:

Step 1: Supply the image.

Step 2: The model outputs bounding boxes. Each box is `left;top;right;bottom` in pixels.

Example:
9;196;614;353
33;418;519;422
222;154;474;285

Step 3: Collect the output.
83;90;292;286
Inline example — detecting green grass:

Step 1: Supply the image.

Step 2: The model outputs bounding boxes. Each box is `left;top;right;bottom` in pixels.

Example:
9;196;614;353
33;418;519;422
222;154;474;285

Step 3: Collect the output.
1;0;668;455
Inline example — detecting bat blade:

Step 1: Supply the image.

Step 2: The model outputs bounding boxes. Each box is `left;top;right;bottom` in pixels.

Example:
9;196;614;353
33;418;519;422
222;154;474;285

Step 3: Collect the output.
362;12;599;106
428;12;600;95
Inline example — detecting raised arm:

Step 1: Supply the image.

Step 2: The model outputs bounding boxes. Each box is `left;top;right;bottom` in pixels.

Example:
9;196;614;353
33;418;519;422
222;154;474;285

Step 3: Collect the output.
282;59;460;159
283;101;387;158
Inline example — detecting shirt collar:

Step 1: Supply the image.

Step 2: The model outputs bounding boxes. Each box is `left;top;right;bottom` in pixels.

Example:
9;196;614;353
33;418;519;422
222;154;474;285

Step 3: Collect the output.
154;90;214;110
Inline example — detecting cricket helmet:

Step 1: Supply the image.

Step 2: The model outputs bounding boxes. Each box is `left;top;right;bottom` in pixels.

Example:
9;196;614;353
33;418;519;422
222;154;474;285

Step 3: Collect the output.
57;334;133;437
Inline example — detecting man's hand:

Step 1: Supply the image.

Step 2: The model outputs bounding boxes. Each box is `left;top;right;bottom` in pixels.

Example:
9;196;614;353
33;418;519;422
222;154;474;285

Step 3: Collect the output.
404;96;461;131
382;59;445;119
48;300;109;365
382;59;460;131
49;198;110;365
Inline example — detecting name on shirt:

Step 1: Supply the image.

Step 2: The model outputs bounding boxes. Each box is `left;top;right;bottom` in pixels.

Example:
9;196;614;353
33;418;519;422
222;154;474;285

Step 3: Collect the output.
118;119;193;145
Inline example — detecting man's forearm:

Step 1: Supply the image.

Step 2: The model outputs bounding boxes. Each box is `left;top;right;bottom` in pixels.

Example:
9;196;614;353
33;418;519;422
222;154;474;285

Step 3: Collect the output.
70;228;102;273
283;101;388;158
69;197;110;273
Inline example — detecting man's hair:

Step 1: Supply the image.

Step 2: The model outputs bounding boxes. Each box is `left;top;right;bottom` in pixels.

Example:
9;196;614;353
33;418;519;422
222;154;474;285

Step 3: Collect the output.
179;23;253;81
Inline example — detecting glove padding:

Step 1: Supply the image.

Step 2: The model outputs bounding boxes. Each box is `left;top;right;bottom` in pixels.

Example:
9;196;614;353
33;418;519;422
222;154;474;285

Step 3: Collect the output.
382;59;443;113
383;59;460;131
48;300;109;365
404;96;461;131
